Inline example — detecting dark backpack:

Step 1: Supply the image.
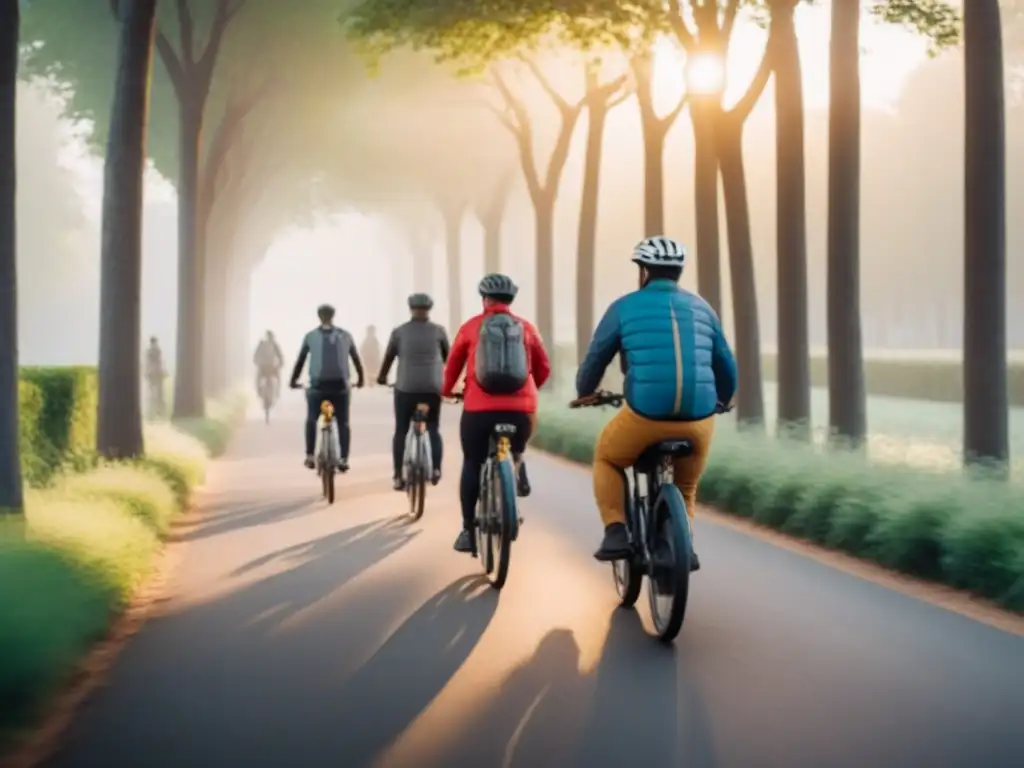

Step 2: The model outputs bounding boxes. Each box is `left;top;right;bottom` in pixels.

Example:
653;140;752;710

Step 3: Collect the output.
474;312;529;394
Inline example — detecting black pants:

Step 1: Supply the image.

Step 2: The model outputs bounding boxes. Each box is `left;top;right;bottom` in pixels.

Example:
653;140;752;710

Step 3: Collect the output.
306;387;350;457
459;410;532;528
393;391;443;478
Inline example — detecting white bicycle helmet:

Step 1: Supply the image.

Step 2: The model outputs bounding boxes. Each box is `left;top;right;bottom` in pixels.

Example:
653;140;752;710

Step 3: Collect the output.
631;236;687;268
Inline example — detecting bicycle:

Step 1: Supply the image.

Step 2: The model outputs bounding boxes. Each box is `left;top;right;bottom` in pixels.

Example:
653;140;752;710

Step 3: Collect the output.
386;384;433;521
294;383;342;505
569;391;730;643
447;391;519;590
257;372;278;424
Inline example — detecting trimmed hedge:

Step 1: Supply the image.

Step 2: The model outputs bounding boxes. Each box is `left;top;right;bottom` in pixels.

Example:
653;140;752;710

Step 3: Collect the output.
552;344;1024;406
18;367;98;482
533;402;1024;612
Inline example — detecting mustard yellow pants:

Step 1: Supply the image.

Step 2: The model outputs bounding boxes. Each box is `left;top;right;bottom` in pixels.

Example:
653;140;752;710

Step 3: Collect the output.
593;405;716;527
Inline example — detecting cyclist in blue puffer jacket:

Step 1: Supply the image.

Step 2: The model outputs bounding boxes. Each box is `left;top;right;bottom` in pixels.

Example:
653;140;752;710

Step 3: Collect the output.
574;236;738;568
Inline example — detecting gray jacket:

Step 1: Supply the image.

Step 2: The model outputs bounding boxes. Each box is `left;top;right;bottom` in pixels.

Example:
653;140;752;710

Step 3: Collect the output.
290;325;364;390
378;319;449;394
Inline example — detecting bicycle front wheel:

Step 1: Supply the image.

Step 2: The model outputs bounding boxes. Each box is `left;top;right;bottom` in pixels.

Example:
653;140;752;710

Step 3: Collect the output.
408;435;427;521
646;484;693;643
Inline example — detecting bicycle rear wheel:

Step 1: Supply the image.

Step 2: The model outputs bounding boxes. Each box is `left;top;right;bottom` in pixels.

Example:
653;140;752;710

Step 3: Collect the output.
612;479;643;608
487;458;517;590
646;484;692;642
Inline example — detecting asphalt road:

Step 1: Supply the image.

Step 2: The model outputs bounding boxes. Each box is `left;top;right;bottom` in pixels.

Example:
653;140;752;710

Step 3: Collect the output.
48;390;1024;768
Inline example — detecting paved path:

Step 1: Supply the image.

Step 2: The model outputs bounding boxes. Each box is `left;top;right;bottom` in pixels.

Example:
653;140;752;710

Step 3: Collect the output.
50;390;1024;768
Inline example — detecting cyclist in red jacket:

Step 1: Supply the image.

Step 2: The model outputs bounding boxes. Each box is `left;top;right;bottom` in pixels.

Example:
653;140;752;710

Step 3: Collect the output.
442;274;551;553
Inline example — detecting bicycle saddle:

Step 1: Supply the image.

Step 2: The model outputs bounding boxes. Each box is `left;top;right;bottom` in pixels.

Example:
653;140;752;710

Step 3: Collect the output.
636;440;693;470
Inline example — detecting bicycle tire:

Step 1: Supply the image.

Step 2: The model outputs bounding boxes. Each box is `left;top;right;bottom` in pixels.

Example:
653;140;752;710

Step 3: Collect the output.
487;458;517;590
409;435;427;521
613;479;643;608
646;484;692;642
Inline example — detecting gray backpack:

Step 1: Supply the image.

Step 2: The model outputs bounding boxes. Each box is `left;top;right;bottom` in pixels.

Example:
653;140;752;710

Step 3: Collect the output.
317;329;348;381
474;313;529;394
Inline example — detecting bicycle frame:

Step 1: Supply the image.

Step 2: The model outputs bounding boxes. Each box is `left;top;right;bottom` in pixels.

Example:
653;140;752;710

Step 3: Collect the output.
627;461;670;567
403;404;433;477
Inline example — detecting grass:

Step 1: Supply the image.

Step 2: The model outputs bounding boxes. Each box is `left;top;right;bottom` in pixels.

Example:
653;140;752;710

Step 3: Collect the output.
0;394;246;747
533;397;1024;613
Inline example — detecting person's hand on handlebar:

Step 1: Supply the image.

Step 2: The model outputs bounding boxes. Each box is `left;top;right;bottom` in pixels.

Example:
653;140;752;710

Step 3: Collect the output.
445;390;465;403
569;390;623;408
289;380;303;390
569;392;601;408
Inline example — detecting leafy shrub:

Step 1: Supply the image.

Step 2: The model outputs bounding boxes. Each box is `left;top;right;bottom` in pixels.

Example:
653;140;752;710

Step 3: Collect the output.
18;367;98;483
534;399;1024;612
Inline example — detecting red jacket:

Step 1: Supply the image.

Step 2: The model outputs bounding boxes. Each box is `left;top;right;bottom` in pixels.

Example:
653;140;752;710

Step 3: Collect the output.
442;304;551;413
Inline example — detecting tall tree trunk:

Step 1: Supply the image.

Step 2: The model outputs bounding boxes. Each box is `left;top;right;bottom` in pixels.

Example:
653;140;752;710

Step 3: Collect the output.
691;100;722;316
534;194;556;354
826;0;867;446
963;0;1009;470
773;1;811;437
172;97;205;418
203;248;229;396
718;121;765;426
443;205;463;330
477;172;511;275
0;0;22;512
97;0;157;460
575;99;611;364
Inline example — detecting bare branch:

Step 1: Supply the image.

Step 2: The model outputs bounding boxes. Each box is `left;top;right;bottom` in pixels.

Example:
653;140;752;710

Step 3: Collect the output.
174;0;195;67
490;66;542;203
155;32;186;94
666;0;697;53
484;103;520;135
196;0;246;86
661;92;689;128
721;0;741;43
727;35;775;123
607;87;634;109
597;73;628;100
520;55;572;112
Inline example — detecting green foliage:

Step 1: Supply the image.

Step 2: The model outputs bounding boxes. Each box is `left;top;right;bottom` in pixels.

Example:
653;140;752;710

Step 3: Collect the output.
17;380;47;487
871;0;962;53
18;367;98;483
533;401;1024;612
343;0;665;71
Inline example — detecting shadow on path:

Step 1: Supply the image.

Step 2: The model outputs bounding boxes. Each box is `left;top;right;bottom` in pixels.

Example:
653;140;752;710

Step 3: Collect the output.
175;497;316;541
324;575;499;766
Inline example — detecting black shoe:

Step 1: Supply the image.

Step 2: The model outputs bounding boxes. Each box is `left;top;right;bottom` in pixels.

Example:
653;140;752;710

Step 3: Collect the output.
393;477;406;492
338;458;350;473
594;523;631;562
453;529;474;553
516;462;531;497
431;469;441;486
303;455;315;470
690;550;701;573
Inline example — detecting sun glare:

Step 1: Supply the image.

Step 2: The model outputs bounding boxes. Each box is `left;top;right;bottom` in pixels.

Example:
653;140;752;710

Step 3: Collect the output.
685;52;727;96
647;4;932;113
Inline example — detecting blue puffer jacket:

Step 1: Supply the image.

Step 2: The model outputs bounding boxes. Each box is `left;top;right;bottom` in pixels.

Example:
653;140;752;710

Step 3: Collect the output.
576;280;738;421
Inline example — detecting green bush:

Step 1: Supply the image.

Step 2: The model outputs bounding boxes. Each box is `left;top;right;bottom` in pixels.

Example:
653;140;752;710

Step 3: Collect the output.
19;367;98;481
533;401;1024;613
17;380;47;487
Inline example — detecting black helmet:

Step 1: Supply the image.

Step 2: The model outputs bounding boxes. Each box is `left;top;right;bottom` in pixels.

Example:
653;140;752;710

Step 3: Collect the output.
478;273;518;300
408;293;433;310
317;303;335;319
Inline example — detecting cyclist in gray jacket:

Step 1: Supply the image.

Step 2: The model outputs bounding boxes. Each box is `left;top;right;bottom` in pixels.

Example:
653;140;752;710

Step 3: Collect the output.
377;293;450;490
289;304;364;471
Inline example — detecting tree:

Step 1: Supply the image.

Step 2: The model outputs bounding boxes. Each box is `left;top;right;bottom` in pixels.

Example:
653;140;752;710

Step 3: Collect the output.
826;0;866;447
669;0;775;426
771;0;810;436
0;0;22;513
963;0;1009;470
96;0;158;460
475;168;514;274
576;62;629;362
630;46;688;236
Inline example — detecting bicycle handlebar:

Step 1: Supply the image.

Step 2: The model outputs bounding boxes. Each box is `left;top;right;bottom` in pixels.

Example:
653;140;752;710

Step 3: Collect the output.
569;391;734;414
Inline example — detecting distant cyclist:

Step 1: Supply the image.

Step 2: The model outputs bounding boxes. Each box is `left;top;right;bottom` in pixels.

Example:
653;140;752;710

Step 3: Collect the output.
360;325;382;387
574;236;737;570
144;336;166;418
378;293;450;491
288;304;365;472
253;330;284;403
442;274;550;554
